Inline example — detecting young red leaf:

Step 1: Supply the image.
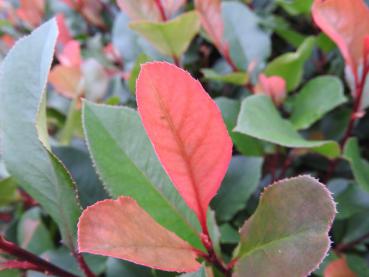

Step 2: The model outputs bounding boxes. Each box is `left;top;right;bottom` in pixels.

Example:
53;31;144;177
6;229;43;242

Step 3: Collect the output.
56;14;73;47
324;257;356;277
136;62;232;232
194;0;224;52
48;65;82;99
57;40;81;67
117;0;162;21
78;197;201;272
254;74;286;106
16;0;44;27
312;0;369;79
160;0;187;18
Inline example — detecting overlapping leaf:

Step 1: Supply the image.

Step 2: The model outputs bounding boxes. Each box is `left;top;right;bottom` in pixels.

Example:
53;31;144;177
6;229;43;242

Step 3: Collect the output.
0;20;81;249
78;197;201;272
234;176;336;277
136;62;232;231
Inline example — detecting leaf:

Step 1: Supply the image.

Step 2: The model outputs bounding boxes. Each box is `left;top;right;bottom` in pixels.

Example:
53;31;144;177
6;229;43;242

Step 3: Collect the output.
312;0;369;76
48;65;82;99
82;101;202;249
222;2;271;70
0;19;81;249
343;138;369;193
212;156;263;222
180;266;208;277
290;76;346;130
234;176;336;277
129;11;200;58
234;95;340;158
78;197;201;272
216;97;264;156
219;224;240;244
277;0;313;16
0;178;19;207
17;207;54;255
324;257;356;277
106;258;152;277
127;53;151;94
201;69;248;85
264;36;315;91
194;0;227;55
53;146;109;208
57;40;81;67
117;0;162;21
346;255;369;277
136;62;233;231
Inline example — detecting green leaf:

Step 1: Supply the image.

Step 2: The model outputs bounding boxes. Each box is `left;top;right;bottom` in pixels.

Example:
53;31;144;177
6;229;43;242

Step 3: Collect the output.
129;11;200;58
216;97;264;156
234;95;340;158
290;76;346;130
0;178;19;206
346;255;369;276
212;156;263;222
201;69;248;85
276;0;313;16
106;258;152;277
53;146;109;208
343;138;369;193
82;101;203;250
222;2;271;70
17;207;54;255
0;20;81;249
180;266;207;277
265;37;315;91
234;176;336;277
220;224;240;244
127;54;151;94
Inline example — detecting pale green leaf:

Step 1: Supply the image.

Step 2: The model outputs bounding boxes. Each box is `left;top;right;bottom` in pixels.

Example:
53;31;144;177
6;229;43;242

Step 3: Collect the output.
0;20;81;249
265;37;315;91
290;76;346;130
129;11;200;58
234;95;340;158
201;69;248;85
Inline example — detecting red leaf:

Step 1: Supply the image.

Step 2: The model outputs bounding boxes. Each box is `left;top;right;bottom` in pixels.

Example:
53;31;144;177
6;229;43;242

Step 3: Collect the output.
324;257;356;277
255;74;286;106
160;0;187;18
136;62;232;231
117;0;162;21
56;14;73;47
48;65;82;99
16;0;45;27
312;0;369;79
78;197;201;272
57;40;81;67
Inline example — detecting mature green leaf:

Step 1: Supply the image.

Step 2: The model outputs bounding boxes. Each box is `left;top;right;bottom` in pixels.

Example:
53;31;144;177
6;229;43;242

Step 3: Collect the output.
180;266;207;277
290;76;346;130
106;258;152;277
222;2;271;70
328;179;369;220
265;37;315;91
276;0;313;15
341;210;369;244
0;20;81;249
346;255;369;276
343;138;369;193
129;11;200;58
220;224;240;244
82;101;202;249
234;95;340;158
234;176;336;277
201;69;248;85
216;97;264;156
17;207;54;255
53;146;109;208
212;156;263;222
0;178;19;206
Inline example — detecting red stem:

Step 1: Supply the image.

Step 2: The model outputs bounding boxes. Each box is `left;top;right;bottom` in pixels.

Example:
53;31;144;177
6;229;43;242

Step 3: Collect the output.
0;236;78;277
73;252;96;277
154;0;167;21
172;55;180;67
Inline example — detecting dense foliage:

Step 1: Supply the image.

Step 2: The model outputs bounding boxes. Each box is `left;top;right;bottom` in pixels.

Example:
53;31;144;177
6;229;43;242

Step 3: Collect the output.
0;0;368;276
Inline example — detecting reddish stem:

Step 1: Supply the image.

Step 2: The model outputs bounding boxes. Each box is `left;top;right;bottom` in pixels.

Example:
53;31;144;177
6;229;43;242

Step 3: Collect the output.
0;236;78;277
335;231;369;252
154;0;167;21
73;252;96;277
0;260;42;271
172;55;181;67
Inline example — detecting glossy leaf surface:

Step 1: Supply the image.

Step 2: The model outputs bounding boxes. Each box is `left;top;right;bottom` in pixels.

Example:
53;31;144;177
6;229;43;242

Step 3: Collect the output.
83;101;202;249
235;95;340;158
0;19;81;249
234;176;336;277
136;62;232;230
78;197;201;272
